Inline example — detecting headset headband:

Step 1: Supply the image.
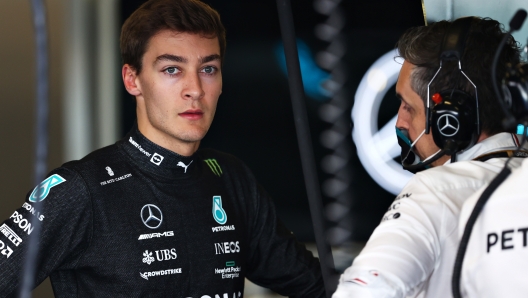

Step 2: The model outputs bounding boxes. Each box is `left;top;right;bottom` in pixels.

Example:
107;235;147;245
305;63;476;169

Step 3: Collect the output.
440;17;474;61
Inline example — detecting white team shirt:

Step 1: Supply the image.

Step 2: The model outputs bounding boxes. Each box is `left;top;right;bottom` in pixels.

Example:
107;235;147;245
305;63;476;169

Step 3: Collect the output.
458;156;528;298
333;133;526;298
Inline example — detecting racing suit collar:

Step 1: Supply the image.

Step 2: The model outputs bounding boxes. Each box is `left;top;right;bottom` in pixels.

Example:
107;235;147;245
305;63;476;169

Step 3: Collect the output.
444;132;525;165
119;125;198;178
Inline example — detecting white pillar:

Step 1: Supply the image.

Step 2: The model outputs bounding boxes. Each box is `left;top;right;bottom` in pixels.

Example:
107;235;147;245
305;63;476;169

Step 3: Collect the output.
62;0;93;161
95;0;120;148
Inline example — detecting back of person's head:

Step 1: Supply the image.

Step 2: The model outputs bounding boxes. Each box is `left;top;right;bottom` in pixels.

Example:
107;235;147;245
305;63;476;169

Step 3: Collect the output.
120;0;226;75
397;17;521;136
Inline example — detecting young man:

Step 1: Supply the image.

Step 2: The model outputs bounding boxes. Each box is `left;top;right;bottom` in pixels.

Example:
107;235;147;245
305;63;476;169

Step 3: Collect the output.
333;17;527;297
0;0;324;297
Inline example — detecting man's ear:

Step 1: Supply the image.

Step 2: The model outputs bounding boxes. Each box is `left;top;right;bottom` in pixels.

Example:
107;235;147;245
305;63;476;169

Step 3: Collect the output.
122;64;141;96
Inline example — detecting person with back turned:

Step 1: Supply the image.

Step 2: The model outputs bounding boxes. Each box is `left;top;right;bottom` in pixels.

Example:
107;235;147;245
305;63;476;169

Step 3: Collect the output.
333;16;527;297
0;0;324;297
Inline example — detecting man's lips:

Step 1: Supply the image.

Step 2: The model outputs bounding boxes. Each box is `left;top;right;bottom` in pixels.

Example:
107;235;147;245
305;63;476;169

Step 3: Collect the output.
179;110;204;120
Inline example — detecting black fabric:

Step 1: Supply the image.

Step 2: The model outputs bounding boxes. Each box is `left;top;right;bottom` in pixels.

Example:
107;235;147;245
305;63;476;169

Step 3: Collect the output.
0;127;324;297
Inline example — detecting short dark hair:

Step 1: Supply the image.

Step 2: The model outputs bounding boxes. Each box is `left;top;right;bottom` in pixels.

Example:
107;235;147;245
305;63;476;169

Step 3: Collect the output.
120;0;226;74
396;17;521;135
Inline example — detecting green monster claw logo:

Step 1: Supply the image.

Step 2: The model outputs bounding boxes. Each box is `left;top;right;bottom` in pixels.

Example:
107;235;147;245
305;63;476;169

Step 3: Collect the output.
204;159;223;176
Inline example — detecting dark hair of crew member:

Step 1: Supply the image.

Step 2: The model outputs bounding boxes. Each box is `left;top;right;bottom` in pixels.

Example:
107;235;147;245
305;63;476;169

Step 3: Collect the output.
396;18;521;136
120;0;226;75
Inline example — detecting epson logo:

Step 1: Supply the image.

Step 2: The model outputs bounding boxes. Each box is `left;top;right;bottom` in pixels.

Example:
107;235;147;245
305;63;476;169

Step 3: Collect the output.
0;224;22;247
138;231;174;240
214;241;240;255
10;211;34;235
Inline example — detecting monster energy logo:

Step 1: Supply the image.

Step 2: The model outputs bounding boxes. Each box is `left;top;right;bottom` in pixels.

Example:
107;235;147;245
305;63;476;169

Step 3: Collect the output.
204;159;222;176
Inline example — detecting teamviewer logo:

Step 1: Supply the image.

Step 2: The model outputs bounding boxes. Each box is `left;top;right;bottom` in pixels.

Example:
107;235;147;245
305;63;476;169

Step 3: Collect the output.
150;153;164;166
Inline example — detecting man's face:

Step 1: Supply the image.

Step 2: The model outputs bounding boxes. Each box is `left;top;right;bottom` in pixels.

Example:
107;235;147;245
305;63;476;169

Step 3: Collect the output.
396;61;448;166
123;30;222;155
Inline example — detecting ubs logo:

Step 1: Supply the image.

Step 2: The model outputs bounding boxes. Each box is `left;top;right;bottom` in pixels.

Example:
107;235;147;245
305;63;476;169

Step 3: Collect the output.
437;114;460;137
150;153;164;166
141;204;163;229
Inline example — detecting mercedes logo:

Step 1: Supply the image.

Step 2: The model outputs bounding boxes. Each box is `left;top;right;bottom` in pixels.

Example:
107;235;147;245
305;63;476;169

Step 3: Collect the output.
352;49;413;195
141;204;163;229
437;114;460;137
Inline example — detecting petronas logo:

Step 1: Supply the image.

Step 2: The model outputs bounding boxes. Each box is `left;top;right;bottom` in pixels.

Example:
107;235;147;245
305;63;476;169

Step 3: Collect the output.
204;159;222;176
212;196;227;225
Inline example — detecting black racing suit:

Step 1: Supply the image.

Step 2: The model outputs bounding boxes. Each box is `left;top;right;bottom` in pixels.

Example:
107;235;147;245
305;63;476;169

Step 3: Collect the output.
0;127;324;297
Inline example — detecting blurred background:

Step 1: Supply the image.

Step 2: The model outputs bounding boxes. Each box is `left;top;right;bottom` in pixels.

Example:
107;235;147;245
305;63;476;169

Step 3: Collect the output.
0;0;526;297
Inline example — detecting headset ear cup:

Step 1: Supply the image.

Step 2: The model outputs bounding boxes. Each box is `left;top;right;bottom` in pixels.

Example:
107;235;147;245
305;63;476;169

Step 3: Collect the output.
430;90;479;153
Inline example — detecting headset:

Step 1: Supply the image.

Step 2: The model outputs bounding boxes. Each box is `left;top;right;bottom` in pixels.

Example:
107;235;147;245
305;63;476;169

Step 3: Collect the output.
426;17;480;158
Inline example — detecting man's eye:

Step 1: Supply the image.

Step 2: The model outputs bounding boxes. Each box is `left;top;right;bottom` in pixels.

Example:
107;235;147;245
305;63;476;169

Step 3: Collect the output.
202;66;217;74
165;67;179;75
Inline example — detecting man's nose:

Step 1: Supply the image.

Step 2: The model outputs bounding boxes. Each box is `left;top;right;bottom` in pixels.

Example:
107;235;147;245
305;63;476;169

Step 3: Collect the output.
182;73;205;100
395;106;409;130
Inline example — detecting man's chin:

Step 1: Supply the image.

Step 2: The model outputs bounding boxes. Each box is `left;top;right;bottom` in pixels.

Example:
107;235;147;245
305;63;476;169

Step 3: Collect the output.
176;130;208;144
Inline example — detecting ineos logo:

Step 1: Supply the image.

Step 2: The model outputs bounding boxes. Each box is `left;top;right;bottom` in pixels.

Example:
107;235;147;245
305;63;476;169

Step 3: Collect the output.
437;114;460;137
141;204;163;229
150;153;164;166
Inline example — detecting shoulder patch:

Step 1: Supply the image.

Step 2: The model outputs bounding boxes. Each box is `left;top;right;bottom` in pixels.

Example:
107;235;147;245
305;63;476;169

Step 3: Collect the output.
29;174;66;202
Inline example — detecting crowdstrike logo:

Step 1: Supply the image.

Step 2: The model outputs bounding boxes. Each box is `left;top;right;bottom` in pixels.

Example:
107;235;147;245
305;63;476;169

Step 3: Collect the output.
141;204;163;229
129;137;152;157
437;114;460;137
140;268;182;280
150;153;164;166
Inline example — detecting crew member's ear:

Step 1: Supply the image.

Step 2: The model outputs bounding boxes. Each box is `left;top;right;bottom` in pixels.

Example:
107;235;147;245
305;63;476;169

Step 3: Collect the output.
122;64;141;96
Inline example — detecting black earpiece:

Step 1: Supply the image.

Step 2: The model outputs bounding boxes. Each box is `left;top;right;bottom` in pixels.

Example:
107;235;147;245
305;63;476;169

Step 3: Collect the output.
430;90;478;155
426;17;480;155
